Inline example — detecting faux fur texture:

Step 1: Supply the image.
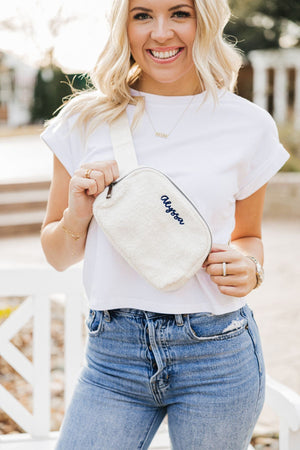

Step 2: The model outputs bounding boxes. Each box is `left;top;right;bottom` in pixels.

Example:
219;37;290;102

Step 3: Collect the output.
93;167;212;291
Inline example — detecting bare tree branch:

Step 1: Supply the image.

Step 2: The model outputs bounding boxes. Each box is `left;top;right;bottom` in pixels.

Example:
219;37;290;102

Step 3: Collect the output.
0;3;79;65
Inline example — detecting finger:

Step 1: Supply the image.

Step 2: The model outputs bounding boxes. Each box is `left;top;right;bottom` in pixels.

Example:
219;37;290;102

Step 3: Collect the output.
210;244;229;252
79;165;116;189
218;285;248;298
86;179;98;196
204;252;231;267
101;161;119;181
102;167;114;186
204;250;239;266
210;275;244;286
205;263;222;276
202;245;229;267
76;168;104;193
205;263;242;276
70;176;97;194
88;170;106;193
81;160;119;179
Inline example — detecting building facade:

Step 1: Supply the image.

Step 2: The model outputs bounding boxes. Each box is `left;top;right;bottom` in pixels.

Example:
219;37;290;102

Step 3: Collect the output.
0;52;36;127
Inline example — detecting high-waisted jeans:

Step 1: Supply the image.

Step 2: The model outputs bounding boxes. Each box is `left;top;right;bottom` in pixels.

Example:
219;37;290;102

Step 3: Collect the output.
56;304;265;450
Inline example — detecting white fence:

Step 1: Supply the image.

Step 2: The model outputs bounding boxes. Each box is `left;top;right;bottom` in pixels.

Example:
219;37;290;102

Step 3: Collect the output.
249;48;300;129
0;266;86;440
1;265;300;449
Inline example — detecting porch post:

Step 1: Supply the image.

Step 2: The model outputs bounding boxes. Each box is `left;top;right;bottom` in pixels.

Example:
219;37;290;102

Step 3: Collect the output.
273;66;288;124
32;294;51;437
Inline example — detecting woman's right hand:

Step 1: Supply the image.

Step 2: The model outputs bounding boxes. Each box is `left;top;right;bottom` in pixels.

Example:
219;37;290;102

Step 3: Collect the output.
67;160;119;223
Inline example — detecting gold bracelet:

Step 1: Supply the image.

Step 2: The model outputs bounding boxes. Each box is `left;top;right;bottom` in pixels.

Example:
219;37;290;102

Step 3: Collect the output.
62;224;81;241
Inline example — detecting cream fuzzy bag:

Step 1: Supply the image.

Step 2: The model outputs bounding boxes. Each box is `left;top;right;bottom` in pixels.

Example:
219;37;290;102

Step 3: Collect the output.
93;112;212;291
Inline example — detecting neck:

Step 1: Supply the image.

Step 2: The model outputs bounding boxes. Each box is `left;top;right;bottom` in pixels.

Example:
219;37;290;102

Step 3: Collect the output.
132;74;204;96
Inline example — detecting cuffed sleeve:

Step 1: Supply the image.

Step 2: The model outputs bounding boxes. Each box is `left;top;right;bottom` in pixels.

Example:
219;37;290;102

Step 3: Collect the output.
40;113;82;176
235;112;290;200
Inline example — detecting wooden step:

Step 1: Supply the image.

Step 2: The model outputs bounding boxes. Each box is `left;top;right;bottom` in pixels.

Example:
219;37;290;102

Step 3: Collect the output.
0;178;50;193
0;210;46;236
0;178;50;236
0;189;49;213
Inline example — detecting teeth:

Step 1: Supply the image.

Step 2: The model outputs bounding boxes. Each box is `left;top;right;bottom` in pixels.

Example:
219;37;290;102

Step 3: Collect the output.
151;49;180;59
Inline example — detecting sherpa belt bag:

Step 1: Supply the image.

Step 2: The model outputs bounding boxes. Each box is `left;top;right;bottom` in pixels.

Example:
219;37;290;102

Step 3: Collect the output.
93;112;212;292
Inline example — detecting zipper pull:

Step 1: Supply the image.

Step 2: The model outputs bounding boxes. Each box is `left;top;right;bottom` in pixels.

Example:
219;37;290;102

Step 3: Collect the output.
106;183;114;199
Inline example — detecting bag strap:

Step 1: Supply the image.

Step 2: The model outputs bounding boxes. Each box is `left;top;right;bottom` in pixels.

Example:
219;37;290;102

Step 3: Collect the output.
110;111;139;177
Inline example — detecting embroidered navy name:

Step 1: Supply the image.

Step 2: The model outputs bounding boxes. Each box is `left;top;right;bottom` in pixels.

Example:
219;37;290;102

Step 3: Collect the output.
161;195;184;225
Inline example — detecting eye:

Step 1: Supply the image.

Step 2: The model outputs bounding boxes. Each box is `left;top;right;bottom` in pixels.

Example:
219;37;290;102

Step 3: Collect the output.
133;12;151;20
172;10;191;18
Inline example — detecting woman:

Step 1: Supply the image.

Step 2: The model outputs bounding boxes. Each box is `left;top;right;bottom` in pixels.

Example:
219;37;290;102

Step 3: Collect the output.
41;0;289;448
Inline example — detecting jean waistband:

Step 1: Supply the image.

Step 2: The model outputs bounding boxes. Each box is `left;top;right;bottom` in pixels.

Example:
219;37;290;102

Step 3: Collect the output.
101;306;248;323
103;308;187;326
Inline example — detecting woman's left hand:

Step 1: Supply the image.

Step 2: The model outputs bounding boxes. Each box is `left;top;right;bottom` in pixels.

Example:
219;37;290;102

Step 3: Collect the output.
202;244;257;297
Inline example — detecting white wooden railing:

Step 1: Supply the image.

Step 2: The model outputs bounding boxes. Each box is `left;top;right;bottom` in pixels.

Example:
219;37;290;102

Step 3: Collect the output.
249;48;300;129
1;265;300;449
0;265;87;442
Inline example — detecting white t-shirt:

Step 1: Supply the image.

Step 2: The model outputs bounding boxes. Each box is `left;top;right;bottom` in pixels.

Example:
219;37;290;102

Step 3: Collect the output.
41;88;289;314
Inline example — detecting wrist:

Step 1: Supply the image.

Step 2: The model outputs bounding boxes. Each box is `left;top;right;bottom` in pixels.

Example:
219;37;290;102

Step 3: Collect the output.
61;208;91;236
246;255;264;288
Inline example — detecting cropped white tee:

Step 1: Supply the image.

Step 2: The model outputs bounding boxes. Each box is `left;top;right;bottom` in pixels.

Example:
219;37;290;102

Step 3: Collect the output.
41;88;289;315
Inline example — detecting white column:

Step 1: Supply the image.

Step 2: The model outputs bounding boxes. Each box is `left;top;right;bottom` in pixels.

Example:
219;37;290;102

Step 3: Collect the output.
252;63;268;111
280;420;300;450
294;67;300;130
273;66;288;123
32;294;51;438
64;293;84;409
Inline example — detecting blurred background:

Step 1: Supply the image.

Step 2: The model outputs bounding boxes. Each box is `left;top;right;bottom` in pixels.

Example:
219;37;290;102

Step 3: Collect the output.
0;1;300;449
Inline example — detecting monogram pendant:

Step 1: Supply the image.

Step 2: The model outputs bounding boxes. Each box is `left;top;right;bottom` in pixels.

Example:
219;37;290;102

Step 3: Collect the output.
155;131;168;139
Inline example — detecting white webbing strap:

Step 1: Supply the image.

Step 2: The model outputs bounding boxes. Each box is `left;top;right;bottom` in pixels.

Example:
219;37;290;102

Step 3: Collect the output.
110;111;138;177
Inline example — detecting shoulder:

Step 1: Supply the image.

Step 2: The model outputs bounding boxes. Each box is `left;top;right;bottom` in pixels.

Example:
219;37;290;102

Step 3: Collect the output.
43;90;108;138
219;90;277;132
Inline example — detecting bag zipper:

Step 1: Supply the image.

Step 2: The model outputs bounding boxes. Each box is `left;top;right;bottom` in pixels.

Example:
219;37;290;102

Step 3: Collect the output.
105;166;212;246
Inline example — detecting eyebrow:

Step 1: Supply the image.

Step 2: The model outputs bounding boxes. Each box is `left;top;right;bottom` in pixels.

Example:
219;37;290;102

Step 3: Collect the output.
129;4;194;13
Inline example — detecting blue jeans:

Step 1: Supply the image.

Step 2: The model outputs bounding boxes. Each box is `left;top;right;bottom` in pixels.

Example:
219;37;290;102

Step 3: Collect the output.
56;304;265;450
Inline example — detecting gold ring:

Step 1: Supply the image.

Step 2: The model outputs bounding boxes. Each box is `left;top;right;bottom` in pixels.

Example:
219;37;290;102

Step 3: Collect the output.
84;168;93;179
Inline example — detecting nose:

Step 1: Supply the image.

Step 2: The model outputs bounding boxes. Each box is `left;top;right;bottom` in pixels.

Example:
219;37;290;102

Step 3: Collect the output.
150;18;174;43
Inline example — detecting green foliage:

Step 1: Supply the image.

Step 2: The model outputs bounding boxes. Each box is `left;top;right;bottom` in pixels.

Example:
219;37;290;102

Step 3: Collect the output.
278;123;300;172
258;0;300;22
229;0;261;18
226;0;300;55
30;66;89;123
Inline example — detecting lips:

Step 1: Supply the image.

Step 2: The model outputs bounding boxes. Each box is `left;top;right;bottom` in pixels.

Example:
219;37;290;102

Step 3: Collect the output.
146;47;184;63
150;48;181;59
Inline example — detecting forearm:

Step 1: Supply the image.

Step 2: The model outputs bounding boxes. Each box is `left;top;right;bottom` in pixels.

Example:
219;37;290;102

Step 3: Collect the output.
230;236;264;266
41;209;91;271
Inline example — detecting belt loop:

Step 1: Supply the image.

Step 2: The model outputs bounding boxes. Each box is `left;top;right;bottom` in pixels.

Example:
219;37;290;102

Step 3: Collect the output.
103;310;111;322
175;314;184;327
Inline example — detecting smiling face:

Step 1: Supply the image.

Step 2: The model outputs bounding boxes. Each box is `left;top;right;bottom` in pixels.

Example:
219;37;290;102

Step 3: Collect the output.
127;0;202;95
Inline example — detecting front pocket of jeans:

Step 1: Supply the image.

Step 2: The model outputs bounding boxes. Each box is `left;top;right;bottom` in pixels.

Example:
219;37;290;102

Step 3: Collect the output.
186;313;248;342
85;309;103;337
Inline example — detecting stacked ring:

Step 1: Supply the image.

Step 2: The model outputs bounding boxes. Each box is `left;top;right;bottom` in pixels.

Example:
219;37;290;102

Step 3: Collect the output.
84;168;93;179
222;262;227;277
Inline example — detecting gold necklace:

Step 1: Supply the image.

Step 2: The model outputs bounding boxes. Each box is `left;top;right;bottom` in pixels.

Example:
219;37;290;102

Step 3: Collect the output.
145;94;196;139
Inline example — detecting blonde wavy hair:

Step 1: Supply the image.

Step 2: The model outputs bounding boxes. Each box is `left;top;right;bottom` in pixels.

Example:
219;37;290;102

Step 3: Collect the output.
53;0;243;133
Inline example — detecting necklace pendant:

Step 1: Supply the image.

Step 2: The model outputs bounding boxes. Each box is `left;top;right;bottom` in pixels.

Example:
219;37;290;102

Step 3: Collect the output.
155;131;168;139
